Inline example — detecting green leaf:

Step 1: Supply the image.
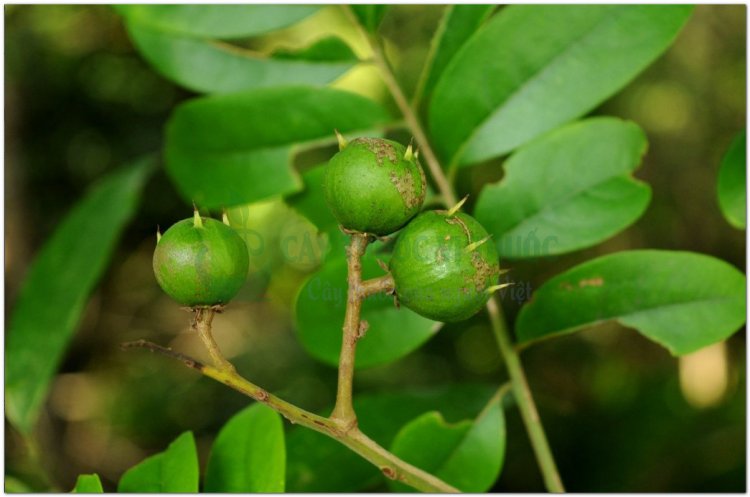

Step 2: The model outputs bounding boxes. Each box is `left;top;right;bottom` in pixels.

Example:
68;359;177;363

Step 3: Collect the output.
474;118;650;259
389;398;505;492
272;36;357;62
6;157;154;434
429;5;694;166
118;432;199;492
285;165;338;236
165;87;390;209
295;252;439;368
350;5;389;33
415;5;495;105
717;131;746;229
516;250;747;355
116;5;319;39
72;474;103;493
286;384;495;492
122;22;355;94
205;403;286;492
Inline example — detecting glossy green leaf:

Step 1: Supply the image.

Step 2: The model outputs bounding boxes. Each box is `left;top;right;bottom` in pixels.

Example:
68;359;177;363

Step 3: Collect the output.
474;118;650;259
118;432;199;492
6;158;154;434
72;474;103;493
165;87;390;209
516;250;747;355
116;5;319;39
123;22;355;94
430;5;693;166
286;384;495;492
389;398;505;492
295;251;439;368
205;403;286;492
415;5;495;105
350;5;389;32
717;131;746;229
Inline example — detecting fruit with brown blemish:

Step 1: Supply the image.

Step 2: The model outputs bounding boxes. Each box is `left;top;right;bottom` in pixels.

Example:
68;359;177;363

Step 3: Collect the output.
153;210;249;307
389;205;503;322
324;135;426;236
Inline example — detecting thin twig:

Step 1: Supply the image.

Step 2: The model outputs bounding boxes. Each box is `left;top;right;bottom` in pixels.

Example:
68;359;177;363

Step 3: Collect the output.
330;232;370;425
122;339;458;493
360;273;395;298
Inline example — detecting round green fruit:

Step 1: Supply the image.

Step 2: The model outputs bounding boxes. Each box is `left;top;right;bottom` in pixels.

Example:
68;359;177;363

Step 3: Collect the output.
324;137;426;236
153;216;249;306
389;210;500;323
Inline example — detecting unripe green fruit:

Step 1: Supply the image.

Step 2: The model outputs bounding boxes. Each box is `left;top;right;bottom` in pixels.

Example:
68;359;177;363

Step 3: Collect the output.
324;137;426;236
153;216;249;306
389;210;500;323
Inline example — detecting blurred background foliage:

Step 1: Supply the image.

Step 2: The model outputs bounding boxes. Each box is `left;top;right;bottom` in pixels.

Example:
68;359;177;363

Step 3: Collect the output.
4;4;746;492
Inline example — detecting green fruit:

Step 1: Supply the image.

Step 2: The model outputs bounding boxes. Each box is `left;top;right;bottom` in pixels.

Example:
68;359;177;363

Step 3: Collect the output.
389;210;500;322
153;215;249;306
324;137;426;236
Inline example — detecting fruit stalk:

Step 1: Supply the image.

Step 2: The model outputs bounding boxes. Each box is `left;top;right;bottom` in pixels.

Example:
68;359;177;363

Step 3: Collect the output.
346;8;565;491
330;232;370;425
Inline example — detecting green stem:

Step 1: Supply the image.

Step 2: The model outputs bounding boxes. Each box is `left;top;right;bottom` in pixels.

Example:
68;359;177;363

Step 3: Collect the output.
122;339;459;493
487;298;564;492
346;7;565;491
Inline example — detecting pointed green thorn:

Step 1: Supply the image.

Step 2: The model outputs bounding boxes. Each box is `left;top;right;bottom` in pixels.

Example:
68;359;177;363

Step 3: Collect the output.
447;195;469;216
222;209;230;226
193;204;203;228
156;225;162;243
404;139;415;161
465;235;492;252
486;282;514;294
414;148;420;161
335;129;347;151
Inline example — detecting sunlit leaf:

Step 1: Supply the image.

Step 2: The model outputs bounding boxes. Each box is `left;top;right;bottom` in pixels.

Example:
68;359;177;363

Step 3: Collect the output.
389;397;504;492
165;87;390;209
474;118;650;258
205;404;286;492
118;432;199;492
516;250;747;355
430;5;693;166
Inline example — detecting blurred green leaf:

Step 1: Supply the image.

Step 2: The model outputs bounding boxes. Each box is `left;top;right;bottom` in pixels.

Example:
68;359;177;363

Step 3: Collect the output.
295;251;438;368
118;432;199;492
286;165;338;236
516;250;747;355
272;36;357;62
350;5;389;32
474;118;650;259
429;5;693;167
286;384;495;492
122;22;355;94
717;130;746;229
116;5;319;39
165;87;390;209
205;404;285;492
415;5;495;105
72;474;103;493
389;397;505;492
6;157;154;435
